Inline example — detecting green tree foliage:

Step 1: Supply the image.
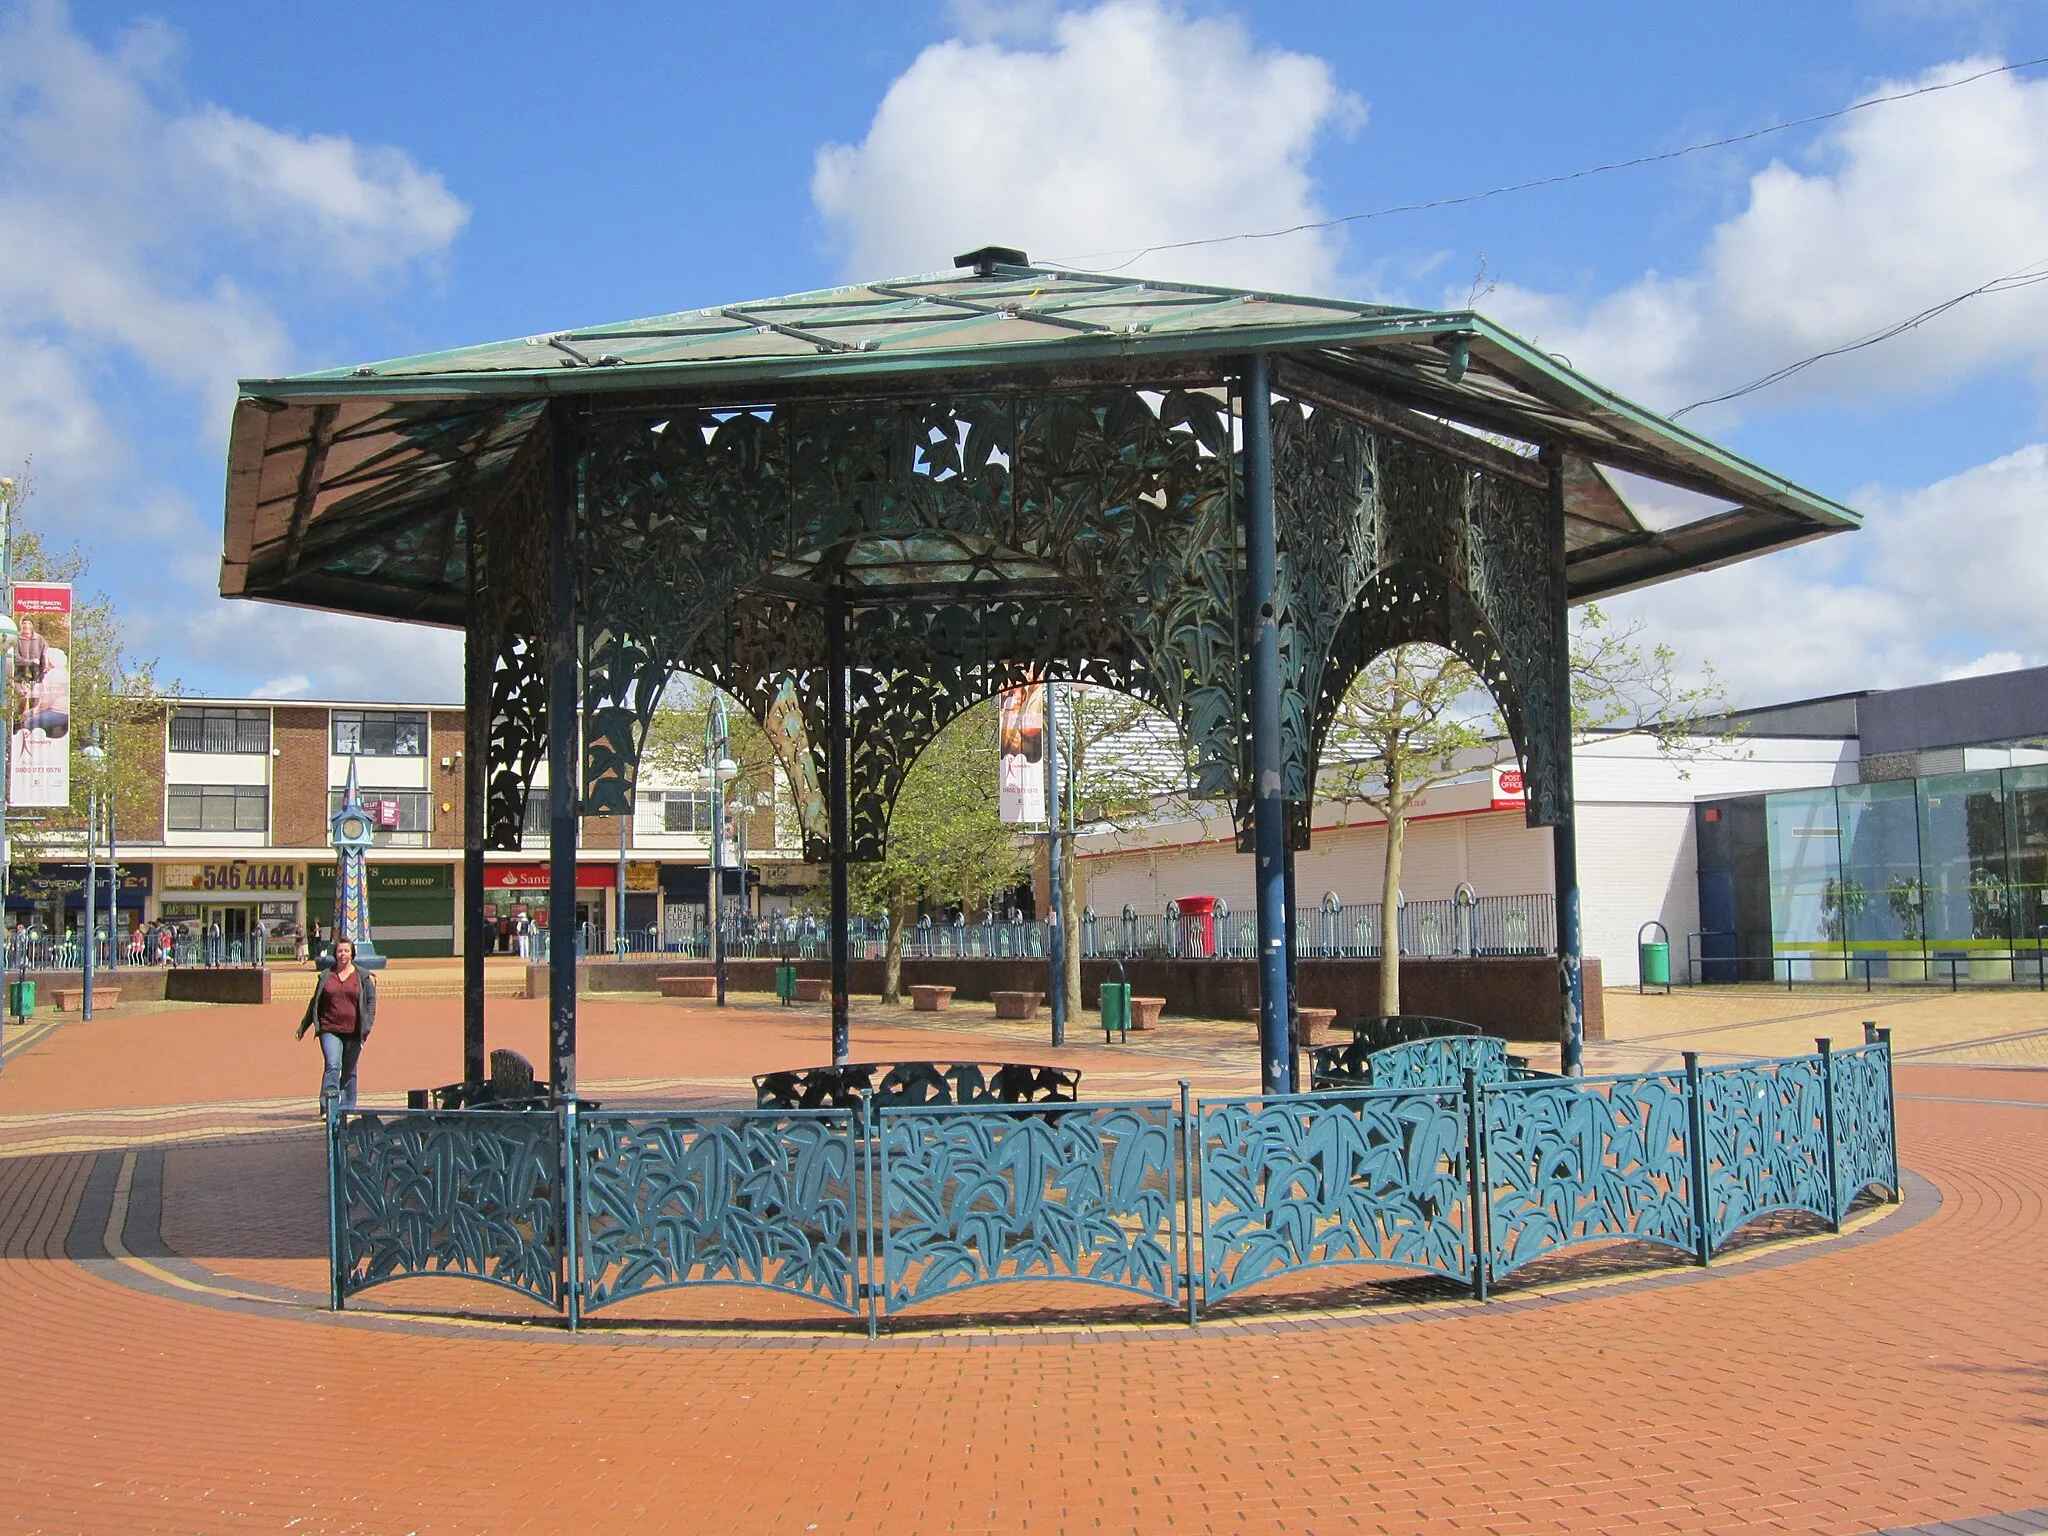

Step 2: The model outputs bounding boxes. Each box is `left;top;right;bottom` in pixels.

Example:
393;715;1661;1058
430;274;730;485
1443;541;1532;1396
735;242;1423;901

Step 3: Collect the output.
1319;604;1735;1015
854;700;1030;1003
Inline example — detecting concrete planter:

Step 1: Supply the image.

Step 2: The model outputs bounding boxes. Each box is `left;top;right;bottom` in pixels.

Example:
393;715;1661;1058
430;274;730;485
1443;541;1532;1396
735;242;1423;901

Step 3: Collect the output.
991;990;1043;1021
52;986;119;1011
793;978;831;1003
1294;1007;1336;1047
910;984;956;1012
657;975;717;999
1129;996;1166;1031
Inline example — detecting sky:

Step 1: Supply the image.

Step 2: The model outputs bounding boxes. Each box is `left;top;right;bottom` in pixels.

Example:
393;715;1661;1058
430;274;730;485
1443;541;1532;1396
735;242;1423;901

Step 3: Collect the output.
6;0;2048;708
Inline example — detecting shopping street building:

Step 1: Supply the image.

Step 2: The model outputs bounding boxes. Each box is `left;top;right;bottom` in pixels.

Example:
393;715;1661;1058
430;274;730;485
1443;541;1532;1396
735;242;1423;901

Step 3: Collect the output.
8;696;803;956
1075;662;2048;987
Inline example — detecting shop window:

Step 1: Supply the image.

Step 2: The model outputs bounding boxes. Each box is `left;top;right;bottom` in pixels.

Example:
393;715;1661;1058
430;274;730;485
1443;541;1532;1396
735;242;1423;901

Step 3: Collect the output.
167;785;269;832
168;706;269;754
331;710;426;757
328;789;432;838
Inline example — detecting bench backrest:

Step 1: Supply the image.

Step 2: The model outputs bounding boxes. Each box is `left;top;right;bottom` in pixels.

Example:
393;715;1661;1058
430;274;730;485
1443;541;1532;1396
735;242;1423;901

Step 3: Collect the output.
753;1061;1082;1111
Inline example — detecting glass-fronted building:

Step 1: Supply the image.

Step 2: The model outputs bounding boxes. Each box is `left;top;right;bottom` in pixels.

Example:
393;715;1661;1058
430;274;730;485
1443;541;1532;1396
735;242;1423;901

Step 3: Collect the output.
1699;763;2048;982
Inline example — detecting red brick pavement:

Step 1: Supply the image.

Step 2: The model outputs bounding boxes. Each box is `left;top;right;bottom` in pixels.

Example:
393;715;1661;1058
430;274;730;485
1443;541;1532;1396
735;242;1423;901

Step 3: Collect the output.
1;996;2045;1533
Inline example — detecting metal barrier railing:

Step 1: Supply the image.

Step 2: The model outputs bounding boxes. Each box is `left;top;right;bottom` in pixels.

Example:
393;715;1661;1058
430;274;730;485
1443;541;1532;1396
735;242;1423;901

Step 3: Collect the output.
328;1030;1897;1334
1685;932;2048;991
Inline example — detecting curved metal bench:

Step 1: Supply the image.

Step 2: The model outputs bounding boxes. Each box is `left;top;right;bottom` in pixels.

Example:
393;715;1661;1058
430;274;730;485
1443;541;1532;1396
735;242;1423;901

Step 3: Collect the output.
753;1061;1081;1111
1310;1019;1549;1091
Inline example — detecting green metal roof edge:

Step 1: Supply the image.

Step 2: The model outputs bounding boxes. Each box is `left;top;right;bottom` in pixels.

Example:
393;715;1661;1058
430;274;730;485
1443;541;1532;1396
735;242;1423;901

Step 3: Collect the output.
1456;315;1862;530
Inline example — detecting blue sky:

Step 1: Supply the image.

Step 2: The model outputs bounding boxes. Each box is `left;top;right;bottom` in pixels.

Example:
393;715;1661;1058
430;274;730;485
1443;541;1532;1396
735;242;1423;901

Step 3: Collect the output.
8;0;2048;705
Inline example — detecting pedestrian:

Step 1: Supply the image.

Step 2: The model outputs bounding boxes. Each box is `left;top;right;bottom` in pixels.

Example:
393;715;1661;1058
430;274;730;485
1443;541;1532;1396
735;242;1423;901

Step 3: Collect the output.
306;914;321;965
295;937;377;1114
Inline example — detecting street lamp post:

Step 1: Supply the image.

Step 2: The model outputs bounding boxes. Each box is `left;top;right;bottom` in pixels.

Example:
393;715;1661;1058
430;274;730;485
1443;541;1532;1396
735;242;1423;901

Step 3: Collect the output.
0;477;17;943
81;732;106;1019
703;698;737;1008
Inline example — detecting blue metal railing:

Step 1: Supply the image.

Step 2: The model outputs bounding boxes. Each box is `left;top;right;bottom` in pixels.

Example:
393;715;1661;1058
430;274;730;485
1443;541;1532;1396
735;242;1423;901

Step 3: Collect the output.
328;1030;1897;1334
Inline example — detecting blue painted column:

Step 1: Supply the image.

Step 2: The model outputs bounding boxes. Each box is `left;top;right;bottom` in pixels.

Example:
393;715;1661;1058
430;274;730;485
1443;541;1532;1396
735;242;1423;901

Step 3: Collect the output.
827;582;851;1065
1546;454;1584;1076
1242;353;1291;1096
547;402;581;1100
1044;676;1066;1047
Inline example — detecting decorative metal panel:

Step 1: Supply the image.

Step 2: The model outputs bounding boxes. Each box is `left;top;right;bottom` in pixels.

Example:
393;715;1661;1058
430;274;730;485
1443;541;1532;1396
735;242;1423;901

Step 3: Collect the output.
754;1061;1080;1112
1198;1091;1471;1301
1699;1057;1835;1246
878;1101;1179;1310
576;1111;860;1315
1827;1042;1898;1204
333;1110;561;1305
1367;1035;1512;1090
1484;1074;1697;1279
465;429;552;850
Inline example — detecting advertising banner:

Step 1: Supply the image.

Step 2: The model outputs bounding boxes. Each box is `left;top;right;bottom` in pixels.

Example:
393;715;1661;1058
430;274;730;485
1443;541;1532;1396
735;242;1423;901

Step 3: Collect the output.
999;683;1046;824
9;582;72;808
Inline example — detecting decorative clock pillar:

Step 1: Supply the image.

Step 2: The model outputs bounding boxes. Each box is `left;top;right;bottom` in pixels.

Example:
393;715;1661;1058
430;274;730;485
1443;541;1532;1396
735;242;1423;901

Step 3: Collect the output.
328;756;387;970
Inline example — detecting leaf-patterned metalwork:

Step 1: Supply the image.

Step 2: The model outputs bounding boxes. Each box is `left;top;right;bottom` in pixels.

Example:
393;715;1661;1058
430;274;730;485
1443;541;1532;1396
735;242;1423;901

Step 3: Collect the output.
1827;1041;1899;1205
464;428;552;850
332;1109;562;1305
1483;1074;1697;1279
1699;1057;1834;1247
877;1101;1179;1311
1197;1090;1472;1300
576;1110;860;1315
1367;1035;1513;1090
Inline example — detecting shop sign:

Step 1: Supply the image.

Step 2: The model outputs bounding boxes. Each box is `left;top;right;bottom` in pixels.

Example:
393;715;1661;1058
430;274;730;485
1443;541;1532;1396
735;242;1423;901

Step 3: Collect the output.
159;901;203;920
485;863;617;890
626;861;660;892
161;861;300;893
309;863;453;892
1490;765;1526;809
258;900;298;921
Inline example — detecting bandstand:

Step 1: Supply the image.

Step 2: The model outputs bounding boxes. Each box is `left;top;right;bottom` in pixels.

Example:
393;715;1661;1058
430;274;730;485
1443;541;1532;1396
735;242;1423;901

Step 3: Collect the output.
218;247;1859;1095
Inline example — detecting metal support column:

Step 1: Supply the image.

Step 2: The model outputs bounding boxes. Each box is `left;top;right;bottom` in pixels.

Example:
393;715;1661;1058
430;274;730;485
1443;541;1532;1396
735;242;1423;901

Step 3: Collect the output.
1241;353;1291;1096
81;780;97;1020
461;594;487;1089
546;403;581;1100
1546;454;1584;1077
1045;676;1066;1048
827;582;851;1065
1283;843;1299;1087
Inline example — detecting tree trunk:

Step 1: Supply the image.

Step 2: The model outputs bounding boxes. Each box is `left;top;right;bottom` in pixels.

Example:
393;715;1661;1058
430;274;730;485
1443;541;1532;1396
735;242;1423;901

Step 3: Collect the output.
881;904;907;1004
1060;834;1083;1022
1379;804;1405;1016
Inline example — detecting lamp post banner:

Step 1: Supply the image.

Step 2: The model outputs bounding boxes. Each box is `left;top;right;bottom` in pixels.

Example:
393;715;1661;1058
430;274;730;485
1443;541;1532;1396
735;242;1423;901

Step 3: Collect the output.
9;582;71;809
999;684;1046;825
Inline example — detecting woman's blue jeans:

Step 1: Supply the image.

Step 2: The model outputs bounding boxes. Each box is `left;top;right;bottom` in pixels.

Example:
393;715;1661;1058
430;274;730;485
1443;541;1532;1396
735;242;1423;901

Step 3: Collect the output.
319;1030;363;1111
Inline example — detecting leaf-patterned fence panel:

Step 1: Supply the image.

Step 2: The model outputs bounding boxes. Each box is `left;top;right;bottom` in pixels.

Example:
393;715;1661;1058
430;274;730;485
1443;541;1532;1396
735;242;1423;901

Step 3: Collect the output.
577;1111;860;1315
878;1102;1178;1311
334;1110;562;1306
1368;1035;1511;1090
1700;1057;1834;1248
1198;1091;1472;1302
1484;1074;1696;1280
1828;1043;1899;1205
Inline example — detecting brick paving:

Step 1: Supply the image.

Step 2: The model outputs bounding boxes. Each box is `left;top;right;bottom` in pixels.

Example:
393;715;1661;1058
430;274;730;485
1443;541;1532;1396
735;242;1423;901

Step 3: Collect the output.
0;984;2044;1533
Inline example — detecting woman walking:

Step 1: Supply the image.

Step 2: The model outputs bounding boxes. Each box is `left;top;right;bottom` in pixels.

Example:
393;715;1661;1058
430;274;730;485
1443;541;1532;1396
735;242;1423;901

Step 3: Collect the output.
296;938;378;1113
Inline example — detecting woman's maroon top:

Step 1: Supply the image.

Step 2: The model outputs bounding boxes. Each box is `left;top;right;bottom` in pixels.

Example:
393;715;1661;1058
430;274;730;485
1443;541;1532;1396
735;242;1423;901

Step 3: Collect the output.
317;970;362;1035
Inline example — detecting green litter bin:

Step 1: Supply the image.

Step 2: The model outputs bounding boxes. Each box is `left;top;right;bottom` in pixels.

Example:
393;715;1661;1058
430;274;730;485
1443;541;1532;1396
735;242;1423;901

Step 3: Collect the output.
1636;921;1671;992
1100;981;1132;1043
7;978;33;1021
774;964;798;1007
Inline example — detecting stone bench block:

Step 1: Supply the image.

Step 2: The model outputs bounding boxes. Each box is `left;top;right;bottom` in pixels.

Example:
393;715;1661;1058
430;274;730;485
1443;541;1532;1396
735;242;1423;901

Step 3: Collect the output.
990;990;1043;1021
1129;995;1165;1031
910;984;956;1012
657;975;717;999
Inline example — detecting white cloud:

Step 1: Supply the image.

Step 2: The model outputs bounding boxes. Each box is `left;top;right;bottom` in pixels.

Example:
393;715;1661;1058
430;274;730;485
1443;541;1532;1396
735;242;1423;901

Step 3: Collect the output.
1485;57;2048;418
1942;650;2028;681
162;602;463;704
0;1;469;699
812;0;1361;292
1609;443;2048;704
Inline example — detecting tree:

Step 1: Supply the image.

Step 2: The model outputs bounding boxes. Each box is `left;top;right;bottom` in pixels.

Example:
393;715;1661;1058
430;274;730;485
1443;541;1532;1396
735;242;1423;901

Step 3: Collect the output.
853;700;1031;1003
1044;684;1198;1018
1319;603;1736;1015
2;472;173;893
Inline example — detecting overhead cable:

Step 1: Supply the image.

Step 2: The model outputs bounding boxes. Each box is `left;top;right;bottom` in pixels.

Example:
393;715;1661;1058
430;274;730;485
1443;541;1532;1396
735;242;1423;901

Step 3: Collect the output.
1046;55;2048;274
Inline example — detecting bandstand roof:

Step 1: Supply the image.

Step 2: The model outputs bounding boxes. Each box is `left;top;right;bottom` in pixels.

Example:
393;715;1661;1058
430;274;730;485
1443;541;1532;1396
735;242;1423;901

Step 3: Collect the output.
220;251;1859;626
